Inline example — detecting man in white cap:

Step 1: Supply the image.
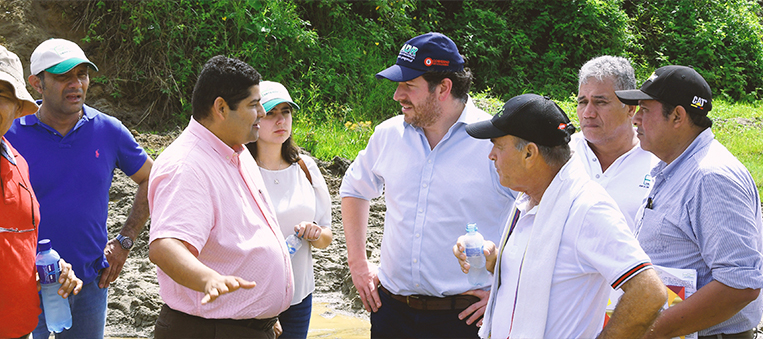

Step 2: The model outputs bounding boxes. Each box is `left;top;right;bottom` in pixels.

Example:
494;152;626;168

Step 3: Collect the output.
340;32;515;338
616;65;763;339
0;44;82;339
5;38;153;339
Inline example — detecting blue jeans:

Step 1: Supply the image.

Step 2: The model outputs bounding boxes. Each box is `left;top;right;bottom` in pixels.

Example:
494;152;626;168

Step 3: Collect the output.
278;293;312;339
32;279;108;339
371;288;479;339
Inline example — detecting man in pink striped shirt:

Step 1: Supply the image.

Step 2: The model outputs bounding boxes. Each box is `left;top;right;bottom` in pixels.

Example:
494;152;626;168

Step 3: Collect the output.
148;55;293;339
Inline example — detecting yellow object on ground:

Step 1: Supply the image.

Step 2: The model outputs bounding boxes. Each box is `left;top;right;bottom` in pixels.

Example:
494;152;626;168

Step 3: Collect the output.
308;302;370;339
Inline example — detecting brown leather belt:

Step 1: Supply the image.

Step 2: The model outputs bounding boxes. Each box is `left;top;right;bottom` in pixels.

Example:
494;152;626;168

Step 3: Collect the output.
378;285;480;311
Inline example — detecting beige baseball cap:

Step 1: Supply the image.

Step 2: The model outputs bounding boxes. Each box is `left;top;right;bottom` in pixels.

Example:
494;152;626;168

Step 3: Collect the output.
30;38;98;75
0;45;39;116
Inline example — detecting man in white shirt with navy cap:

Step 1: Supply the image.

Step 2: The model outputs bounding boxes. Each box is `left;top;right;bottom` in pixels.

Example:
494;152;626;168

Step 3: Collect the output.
340;32;515;338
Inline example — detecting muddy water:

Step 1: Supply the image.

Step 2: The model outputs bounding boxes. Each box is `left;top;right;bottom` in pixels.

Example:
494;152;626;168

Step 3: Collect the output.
308;302;370;338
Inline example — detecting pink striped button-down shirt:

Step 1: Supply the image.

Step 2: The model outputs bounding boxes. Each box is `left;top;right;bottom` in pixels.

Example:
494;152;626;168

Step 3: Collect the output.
148;118;293;319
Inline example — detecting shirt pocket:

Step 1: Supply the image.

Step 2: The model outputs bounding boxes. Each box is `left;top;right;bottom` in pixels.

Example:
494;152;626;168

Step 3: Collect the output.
637;208;668;252
1;179;37;234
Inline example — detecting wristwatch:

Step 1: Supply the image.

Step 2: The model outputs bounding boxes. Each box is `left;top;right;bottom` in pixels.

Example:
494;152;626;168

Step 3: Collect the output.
116;234;134;250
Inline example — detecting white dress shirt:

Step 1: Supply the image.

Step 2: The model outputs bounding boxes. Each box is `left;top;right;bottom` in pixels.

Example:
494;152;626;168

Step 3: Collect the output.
340;98;515;297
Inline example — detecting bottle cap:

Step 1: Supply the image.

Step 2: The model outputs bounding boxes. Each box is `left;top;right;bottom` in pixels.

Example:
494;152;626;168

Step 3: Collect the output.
38;239;51;252
466;223;478;232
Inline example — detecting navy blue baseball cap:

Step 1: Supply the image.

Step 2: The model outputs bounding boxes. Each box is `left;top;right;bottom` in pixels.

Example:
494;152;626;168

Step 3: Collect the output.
376;32;465;82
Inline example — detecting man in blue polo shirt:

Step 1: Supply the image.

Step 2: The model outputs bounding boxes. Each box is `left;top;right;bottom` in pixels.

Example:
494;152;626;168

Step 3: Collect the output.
6;38;153;339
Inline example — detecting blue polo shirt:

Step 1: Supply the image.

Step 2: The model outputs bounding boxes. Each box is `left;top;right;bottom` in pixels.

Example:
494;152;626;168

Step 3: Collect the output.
6;104;148;285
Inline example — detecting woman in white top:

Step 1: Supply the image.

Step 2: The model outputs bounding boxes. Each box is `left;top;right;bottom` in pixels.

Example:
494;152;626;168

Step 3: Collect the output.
246;81;333;339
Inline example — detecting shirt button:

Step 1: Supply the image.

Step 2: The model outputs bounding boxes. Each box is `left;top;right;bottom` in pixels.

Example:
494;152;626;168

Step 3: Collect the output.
593;158;598;162
419;209;423;213
595;174;600;179
428;160;432;164
413;258;418;263
415;233;420;238
422;183;427;188
415;283;420;287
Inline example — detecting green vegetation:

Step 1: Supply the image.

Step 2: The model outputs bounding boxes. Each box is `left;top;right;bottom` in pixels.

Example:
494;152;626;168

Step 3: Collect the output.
66;0;763;194
71;0;763;128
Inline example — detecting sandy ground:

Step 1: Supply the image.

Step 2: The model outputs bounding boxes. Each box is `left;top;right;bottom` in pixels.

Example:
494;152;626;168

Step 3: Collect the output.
104;140;379;338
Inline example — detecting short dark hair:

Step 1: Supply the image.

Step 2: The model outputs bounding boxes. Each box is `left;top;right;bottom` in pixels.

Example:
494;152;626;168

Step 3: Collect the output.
245;135;301;165
660;101;712;129
192;55;261;120
515;137;571;168
421;67;473;103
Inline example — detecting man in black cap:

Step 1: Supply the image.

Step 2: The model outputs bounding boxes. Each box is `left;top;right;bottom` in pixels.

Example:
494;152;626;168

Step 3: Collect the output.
339;32;516;338
455;93;666;338
616;66;763;339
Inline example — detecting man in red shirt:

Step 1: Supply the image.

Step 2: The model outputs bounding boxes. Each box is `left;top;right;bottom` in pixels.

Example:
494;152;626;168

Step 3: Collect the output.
0;45;81;339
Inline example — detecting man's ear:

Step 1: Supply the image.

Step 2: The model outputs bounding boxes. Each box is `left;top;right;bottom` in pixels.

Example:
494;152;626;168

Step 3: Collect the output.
28;74;43;94
626;104;637;118
672;105;689;128
437;78;453;101
211;97;228;121
523;141;539;163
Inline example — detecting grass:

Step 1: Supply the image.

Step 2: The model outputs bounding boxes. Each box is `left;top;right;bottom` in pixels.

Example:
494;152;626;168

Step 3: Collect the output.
292;91;763;198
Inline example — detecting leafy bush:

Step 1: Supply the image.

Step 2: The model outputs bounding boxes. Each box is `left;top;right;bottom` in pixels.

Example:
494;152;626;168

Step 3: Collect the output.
74;0;763;130
626;0;763;101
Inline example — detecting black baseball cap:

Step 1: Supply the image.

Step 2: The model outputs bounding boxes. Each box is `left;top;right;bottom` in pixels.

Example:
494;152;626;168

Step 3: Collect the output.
615;65;712;115
466;94;576;147
376;32;465;82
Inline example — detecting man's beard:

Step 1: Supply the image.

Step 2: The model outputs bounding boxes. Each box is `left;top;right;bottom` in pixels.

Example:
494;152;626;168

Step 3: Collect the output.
404;91;441;128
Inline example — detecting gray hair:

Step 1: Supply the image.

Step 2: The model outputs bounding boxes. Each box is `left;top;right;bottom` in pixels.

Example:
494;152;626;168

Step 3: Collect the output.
578;55;636;91
514;137;571;168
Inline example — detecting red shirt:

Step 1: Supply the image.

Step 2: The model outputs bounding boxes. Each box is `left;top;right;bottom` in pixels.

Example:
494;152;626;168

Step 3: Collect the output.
0;137;41;338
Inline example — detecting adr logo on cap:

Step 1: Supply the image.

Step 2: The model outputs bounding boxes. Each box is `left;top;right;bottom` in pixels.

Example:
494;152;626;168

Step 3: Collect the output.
398;44;418;63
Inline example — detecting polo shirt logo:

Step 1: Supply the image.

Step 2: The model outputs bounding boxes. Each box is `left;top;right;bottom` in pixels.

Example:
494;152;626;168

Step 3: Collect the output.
639;174;652;188
95;149;100;158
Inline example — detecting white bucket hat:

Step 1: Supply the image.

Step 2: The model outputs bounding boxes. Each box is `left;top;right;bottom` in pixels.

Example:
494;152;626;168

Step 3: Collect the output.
0;45;38;116
30;38;98;75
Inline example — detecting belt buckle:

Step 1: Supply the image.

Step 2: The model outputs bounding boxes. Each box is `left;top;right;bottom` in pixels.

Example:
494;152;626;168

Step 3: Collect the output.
405;294;421;308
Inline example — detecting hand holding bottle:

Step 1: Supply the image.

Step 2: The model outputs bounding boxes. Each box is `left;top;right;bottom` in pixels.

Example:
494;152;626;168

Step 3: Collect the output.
37;258;83;299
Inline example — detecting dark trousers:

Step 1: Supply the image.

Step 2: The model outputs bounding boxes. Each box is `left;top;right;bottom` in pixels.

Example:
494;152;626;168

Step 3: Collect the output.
278;293;313;339
154;304;276;339
371;287;480;339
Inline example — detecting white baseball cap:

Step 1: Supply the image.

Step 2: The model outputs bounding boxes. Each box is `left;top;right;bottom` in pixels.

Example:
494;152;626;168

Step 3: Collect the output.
0;45;38;116
30;38;98;75
260;81;299;113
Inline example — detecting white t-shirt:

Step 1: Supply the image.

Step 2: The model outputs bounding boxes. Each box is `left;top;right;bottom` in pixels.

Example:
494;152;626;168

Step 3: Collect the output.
490;189;652;338
570;132;658;231
260;156;332;305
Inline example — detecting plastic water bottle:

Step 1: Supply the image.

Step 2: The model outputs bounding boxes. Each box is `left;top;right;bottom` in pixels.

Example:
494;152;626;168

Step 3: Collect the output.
35;239;72;333
463;223;489;286
285;233;302;258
